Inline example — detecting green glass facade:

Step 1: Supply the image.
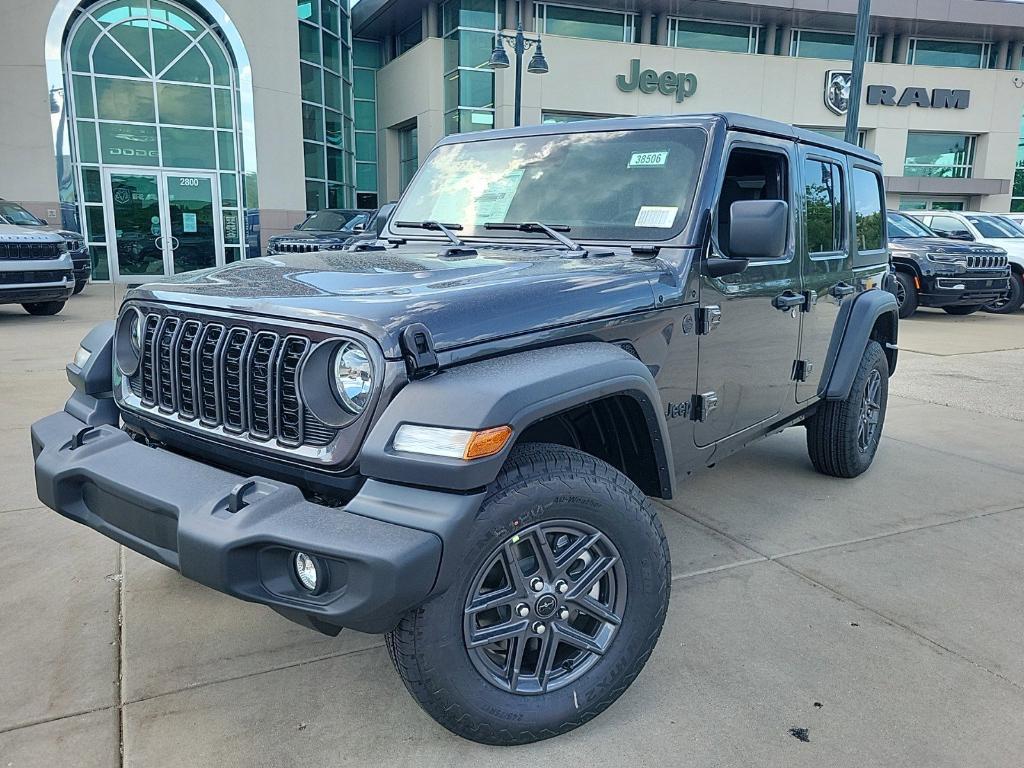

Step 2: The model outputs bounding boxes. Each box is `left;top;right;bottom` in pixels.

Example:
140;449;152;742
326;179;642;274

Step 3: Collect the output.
442;0;498;135
353;39;381;208
903;133;976;178
535;3;638;43
297;0;356;211
668;18;762;54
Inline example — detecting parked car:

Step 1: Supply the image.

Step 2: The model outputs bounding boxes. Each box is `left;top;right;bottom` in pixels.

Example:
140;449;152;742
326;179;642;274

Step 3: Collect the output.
266;208;371;254
0;223;75;315
0;198;91;294
32;114;898;745
886;210;1012;317
906;210;1024;313
998;212;1024;229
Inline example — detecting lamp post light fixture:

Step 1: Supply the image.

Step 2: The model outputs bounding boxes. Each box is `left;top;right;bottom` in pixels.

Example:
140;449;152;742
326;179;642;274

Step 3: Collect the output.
486;20;549;127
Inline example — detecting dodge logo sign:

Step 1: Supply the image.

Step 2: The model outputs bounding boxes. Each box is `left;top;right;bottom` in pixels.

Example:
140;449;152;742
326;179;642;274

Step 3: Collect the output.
825;70;852;116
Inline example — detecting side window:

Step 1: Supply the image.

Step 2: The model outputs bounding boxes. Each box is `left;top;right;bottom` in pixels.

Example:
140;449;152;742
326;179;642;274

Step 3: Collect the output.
929;215;970;239
803;159;844;254
851;167;884;252
716;147;790;259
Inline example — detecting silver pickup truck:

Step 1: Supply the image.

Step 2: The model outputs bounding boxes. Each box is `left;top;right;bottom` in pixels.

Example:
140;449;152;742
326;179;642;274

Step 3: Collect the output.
0;224;75;315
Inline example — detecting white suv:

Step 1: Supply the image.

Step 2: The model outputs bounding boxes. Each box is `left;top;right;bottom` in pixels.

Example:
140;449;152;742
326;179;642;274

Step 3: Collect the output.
0;223;75;315
906;211;1024;313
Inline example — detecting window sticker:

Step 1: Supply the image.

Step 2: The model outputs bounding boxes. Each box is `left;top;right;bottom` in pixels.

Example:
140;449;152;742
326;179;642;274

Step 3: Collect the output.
472;169;526;224
635;206;678;228
182;212;198;233
628;150;669;168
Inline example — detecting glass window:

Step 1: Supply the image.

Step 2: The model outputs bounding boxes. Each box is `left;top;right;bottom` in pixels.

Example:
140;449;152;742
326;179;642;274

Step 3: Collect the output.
442;0;497;34
354;69;375;100
356;162;378;191
398;21;423;55
82;168;103;202
537;3;635;43
70;19;102;72
326;146;346;182
399;124;418;192
927;214;972;238
90;245;110;281
354;39;382;68
304;141;326;178
444;29;494;69
297;0;317;21
804;159;844;254
163;46;211;83
160;126;216;168
95;77;155;122
197;34;231;86
220;173;239;206
300;62;322;103
217;131;235;169
354;100;375;131
904;133;975;178
355;131;376;162
152;25;192;73
323;71;342;111
791;29;878;62
299;22;320;64
305;180;326;211
157;83;213;126
98;122;158;165
322;0;340;34
323;31;341;72
85;205;106;241
77;121;99;163
669;19;757;54
108;21;152;72
394;127;707;240
92;34;147;77
908;39;988;69
325;109;344;146
214;89;234;129
302;103;324;141
886;211;934;238
852;168;884;252
965;214;1024;238
72;75;95;118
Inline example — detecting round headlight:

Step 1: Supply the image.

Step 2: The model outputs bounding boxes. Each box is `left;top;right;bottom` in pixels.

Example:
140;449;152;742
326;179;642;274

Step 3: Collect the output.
332;342;373;413
129;312;142;352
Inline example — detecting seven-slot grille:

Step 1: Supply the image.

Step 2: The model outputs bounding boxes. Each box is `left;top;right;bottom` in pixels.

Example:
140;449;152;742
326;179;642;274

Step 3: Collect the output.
274;242;322;253
0;241;63;260
128;311;338;449
966;254;1008;270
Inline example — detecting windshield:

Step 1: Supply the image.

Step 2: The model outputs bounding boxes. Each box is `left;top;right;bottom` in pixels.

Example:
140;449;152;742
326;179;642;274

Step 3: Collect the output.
0;201;45;226
887;212;933;238
966;214;1024;239
297;209;359;231
393;127;708;241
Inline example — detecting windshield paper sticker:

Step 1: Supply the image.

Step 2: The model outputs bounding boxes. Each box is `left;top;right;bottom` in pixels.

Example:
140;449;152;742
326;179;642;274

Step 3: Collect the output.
635;206;678;228
472;169;526;224
628;151;669;168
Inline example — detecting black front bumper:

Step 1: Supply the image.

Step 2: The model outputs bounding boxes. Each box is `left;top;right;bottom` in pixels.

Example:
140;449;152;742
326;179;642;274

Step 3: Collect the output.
31;410;450;634
1;283;74;304
72;253;91;284
918;273;1009;307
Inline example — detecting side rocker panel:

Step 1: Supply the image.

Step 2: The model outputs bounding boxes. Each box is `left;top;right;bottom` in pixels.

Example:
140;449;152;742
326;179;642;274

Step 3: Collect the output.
360;342;674;496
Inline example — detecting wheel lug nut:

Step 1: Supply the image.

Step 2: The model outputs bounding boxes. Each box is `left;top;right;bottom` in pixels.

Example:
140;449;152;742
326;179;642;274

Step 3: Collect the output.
516;603;530;618
532;622;546;634
555;580;568;594
558;608;570;621
530;577;544;592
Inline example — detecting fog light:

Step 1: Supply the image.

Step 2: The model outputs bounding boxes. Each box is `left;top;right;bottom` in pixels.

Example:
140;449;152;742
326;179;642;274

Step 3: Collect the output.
293;552;320;592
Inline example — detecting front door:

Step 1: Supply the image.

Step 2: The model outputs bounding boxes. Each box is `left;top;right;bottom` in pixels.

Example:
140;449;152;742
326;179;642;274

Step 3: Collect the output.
104;169;222;280
694;139;803;447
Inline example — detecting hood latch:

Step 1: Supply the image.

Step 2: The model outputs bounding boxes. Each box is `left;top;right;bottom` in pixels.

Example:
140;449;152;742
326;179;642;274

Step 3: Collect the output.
400;322;439;379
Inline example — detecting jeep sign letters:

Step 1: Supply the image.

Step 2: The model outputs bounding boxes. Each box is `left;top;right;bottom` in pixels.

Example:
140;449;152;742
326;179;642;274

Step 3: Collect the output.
616;59;698;102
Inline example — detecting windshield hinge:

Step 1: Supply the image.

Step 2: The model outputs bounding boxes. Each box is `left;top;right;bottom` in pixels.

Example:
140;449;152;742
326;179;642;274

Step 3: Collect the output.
400;323;439;379
631;245;660;258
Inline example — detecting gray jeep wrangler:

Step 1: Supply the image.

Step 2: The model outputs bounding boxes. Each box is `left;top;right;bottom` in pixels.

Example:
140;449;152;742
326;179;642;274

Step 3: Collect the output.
32;113;897;745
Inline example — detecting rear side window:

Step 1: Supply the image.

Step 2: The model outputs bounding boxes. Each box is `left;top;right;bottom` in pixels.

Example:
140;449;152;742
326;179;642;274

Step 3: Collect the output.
804;159;844;254
851;167;884;251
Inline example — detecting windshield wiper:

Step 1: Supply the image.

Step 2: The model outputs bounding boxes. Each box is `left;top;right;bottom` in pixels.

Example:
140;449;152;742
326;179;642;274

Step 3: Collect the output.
394;220;464;246
484;221;586;255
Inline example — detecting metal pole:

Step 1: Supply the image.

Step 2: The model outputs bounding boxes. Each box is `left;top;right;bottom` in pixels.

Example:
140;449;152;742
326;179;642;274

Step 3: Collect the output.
845;0;871;144
513;22;525;126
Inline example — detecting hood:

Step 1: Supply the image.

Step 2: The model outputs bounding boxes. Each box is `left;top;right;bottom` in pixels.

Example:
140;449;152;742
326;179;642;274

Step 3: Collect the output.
0;223;65;243
269;230;355;242
889;237;1005;255
128;244;668;358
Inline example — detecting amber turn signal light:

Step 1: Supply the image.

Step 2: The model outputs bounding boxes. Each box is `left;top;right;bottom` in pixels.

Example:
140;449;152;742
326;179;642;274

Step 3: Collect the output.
464;426;514;460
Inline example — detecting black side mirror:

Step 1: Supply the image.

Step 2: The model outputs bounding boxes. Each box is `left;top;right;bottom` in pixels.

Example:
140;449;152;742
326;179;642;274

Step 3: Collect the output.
293;223;303;230
948;231;973;241
729;200;789;260
39;218;49;225
351;222;366;233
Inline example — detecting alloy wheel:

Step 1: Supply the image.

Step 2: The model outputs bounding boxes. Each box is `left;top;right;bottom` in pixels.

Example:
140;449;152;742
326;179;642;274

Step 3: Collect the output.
857;368;883;453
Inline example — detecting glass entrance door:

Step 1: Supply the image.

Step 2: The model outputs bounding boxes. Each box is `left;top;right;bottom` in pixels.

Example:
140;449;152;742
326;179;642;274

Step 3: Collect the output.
106;171;165;279
164;173;220;274
104;169;223;280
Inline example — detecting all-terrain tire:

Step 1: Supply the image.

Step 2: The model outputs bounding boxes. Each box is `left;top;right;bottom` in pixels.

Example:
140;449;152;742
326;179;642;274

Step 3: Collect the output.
806;340;888;478
21;301;66;316
385;442;671;746
983;271;1024;314
942;304;983;315
893;271;918;319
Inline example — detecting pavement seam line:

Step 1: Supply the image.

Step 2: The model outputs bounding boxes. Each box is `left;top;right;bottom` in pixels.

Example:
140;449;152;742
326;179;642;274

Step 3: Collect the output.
120;641;386;709
775;558;1024;694
117;545;126;768
0;705;119;737
883;433;1024;472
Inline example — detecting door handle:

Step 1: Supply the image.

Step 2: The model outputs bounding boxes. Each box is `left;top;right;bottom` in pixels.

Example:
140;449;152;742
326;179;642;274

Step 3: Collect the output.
831;282;856;298
169;236;180;250
154;236;164;250
773;291;805;311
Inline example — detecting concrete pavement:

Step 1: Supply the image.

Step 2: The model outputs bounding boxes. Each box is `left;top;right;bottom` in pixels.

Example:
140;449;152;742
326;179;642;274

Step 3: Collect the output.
2;293;1023;767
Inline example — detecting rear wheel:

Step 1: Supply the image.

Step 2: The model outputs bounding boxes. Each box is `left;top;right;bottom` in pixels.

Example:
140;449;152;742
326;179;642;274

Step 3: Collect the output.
942;304;983;316
982;272;1024;314
385;443;671;745
806;341;889;478
893;272;918;319
21;301;66;316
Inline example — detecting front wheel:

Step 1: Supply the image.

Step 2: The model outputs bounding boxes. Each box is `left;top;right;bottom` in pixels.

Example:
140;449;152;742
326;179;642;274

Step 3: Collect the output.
893;271;918;319
21;301;66;316
72;280;87;295
942;304;983;315
806;340;889;478
385;443;671;745
983;273;1024;314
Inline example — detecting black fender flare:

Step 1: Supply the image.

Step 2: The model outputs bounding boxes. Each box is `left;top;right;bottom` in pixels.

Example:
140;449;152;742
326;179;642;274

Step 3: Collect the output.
360;342;674;496
820;288;898;402
890;256;924;279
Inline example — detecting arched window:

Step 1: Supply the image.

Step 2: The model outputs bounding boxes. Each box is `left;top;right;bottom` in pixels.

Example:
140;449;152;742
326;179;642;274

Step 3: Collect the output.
65;0;247;279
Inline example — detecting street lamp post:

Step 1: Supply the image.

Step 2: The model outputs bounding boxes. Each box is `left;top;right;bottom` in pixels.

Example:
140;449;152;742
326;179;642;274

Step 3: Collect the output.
486;19;549;127
845;0;872;144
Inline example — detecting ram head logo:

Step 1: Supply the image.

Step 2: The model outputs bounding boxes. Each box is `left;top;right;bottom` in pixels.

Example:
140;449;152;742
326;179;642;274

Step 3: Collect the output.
824;70;853;116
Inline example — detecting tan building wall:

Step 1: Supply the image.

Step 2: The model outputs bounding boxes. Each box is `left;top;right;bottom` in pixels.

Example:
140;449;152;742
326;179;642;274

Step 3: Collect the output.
0;0;309;238
376;33;1024;212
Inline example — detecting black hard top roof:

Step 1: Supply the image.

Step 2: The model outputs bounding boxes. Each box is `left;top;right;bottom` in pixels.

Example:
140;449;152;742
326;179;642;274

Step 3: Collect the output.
437;112;881;165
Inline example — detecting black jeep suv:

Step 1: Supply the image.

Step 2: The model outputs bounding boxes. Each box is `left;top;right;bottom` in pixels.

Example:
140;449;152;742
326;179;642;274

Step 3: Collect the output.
266;207;371;255
32;114;897;745
887;210;1011;317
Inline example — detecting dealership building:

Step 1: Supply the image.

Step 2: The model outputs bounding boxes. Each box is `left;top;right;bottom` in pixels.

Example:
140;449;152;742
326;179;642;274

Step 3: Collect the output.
4;0;1024;281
